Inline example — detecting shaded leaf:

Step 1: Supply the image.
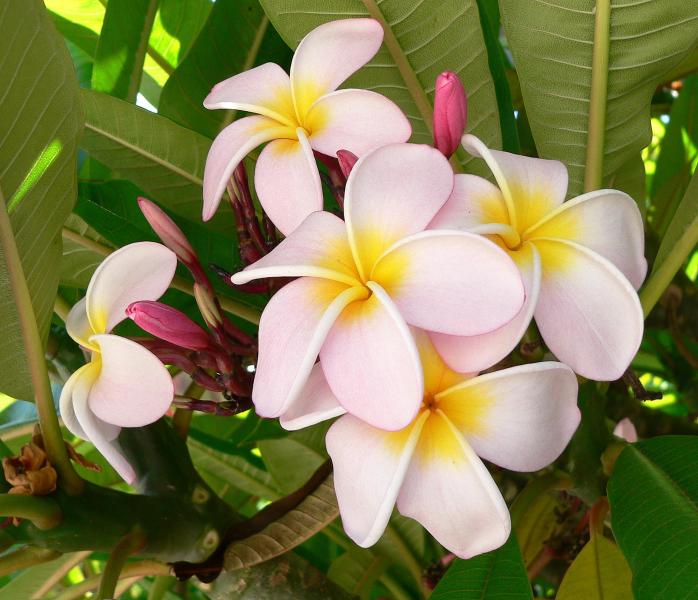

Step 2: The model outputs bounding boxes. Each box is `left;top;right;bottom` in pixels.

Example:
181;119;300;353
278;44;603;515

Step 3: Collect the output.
328;549;388;599
259;0;502;173
431;533;532;599
607;436;698;599
0;1;83;398
557;535;632;600
60;214;113;288
499;0;698;197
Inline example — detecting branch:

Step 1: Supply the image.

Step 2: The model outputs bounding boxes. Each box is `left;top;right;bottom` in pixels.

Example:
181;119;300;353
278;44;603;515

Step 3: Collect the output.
0;493;62;529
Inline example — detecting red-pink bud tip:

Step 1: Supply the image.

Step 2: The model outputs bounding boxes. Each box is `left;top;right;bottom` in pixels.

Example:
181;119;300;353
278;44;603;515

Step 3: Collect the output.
138;198;197;264
433;71;467;158
127;301;211;351
337;149;359;179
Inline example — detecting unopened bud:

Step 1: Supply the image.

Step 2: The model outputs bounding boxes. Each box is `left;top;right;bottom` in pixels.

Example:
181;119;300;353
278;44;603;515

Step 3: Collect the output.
138;198;197;265
433;71;467;158
337;150;358;178
127;301;210;350
193;283;222;329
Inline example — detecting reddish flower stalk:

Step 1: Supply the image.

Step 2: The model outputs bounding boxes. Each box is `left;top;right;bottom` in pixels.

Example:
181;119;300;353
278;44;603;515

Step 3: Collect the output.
315;151;347;209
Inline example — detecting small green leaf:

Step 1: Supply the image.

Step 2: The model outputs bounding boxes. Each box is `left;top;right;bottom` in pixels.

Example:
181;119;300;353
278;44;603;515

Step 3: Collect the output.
557;535;632;600
431;534;532;599
607;436;698;599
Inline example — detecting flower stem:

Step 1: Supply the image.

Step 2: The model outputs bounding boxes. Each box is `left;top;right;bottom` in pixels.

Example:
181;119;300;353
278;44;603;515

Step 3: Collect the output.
97;531;146;600
0;190;82;494
583;0;611;193
0;493;62;530
0;546;61;578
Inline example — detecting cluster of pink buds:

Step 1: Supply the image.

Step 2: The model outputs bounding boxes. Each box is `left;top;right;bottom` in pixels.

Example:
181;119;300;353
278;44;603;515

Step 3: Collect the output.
133;198;258;414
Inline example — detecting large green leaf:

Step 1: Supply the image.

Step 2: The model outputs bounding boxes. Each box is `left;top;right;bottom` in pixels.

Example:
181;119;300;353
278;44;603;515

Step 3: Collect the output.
557;535;632;600
91;0;159;101
0;1;83;398
79;89;234;232
607;436;698;599
328;549;388;599
430;533;532;599
60;214;114;288
500;0;698;197
259;0;502;173
159;0;292;138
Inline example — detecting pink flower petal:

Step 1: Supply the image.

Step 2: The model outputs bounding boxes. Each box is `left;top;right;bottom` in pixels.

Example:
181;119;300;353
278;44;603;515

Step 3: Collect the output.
71;363;135;484
290;18;384;117
231;211;359;286
462;134;568;232
396;411;511;559
326;412;427;547
344;143;453;277
437;362;580;471
279;363;346;430
253;278;365;419
429;242;541;372
534;239;643;380
203;63;295;126
306;89;410;157
429;174;509;230
88;334;174;427
372;230;524;336
86;242;177;334
525;189;647;289
254;130;324;236
320;282;423;431
613;418;638;443
203;115;291;221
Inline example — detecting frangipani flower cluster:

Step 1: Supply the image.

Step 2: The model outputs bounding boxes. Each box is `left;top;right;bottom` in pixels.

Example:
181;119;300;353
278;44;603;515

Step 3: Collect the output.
60;243;177;483
203;18;411;235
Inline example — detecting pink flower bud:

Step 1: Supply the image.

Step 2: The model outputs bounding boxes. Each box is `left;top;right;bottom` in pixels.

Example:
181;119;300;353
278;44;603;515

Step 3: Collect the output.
138;198;197;265
127;301;210;350
337;149;358;178
433;72;467;158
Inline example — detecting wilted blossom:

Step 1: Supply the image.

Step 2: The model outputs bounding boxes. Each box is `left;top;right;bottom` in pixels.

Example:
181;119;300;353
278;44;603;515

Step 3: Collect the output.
320;332;580;558
232;143;524;431
429;134;646;380
59;243;177;483
202;18;411;235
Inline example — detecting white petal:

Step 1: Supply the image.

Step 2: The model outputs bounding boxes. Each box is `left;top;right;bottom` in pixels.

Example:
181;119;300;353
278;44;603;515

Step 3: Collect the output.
65;297;98;351
326;411;427;547
86;242;177;334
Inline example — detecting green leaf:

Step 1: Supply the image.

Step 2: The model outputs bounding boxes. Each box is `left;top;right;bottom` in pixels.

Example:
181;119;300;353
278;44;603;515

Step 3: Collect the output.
0;552;84;599
0;1;83;398
79;88;234;232
45;0;105;58
159;0;292;138
641;167;698;315
431;533;532;599
557;535;632;600
259;435;326;494
607;436;698;599
328;549;388;599
91;0;159;101
60;213;113;288
223;473;339;570
259;0;502;173
499;0;698;197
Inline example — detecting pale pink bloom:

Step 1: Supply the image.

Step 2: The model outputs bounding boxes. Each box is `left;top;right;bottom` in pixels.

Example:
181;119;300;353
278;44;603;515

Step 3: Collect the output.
59;243;177;483
613;417;638;443
429;134;647;380
202;18;411;235
232;143;524;431
319;332;580;558
433;71;467;158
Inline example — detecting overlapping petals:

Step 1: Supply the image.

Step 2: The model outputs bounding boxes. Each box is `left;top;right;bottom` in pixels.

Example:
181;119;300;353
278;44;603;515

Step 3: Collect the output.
203;18;411;235
59;242;177;483
429;134;646;379
325;333;580;558
233;143;525;431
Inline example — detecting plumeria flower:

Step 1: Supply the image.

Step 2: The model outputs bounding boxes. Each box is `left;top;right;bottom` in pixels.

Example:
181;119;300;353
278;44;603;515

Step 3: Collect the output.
322;331;580;558
429;134;647;380
613;417;638;442
202;18;411;235
59;243;177;483
232;143;524;431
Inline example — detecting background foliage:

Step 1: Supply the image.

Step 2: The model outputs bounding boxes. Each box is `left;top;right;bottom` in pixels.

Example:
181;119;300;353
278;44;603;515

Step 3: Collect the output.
0;0;696;598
